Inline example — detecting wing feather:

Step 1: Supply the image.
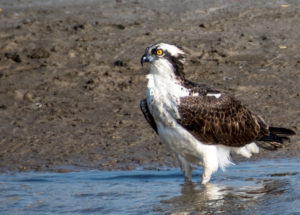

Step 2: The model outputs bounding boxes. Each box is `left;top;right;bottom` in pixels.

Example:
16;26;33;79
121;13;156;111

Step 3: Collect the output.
140;98;158;134
177;90;268;147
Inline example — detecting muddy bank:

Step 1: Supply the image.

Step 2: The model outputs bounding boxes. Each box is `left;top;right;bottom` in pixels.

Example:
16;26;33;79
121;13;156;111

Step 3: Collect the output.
0;0;299;172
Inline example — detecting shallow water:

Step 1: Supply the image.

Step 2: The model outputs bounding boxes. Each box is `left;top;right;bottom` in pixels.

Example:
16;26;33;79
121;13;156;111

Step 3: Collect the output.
0;158;299;215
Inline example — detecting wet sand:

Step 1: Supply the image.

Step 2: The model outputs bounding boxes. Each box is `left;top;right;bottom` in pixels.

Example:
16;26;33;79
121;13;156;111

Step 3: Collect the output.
0;0;299;172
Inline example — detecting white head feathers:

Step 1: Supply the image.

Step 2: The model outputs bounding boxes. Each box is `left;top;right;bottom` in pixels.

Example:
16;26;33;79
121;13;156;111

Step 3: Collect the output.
157;43;185;58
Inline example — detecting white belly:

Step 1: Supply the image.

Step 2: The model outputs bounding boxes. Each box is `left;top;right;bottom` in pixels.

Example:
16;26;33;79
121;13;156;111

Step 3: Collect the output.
157;122;204;164
157;120;224;167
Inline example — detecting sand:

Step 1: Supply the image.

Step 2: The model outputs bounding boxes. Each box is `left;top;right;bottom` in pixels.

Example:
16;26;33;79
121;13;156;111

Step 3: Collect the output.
0;0;299;172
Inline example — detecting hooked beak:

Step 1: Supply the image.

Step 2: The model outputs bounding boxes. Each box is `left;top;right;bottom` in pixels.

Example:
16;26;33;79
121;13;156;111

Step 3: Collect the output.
140;54;149;66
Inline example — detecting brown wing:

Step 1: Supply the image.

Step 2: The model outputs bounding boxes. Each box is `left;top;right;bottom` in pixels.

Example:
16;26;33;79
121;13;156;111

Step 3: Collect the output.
140;98;158;134
177;92;269;147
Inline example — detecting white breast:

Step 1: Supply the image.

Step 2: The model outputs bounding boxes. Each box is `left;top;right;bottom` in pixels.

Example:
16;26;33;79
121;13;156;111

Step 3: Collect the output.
146;61;190;126
145;60;206;159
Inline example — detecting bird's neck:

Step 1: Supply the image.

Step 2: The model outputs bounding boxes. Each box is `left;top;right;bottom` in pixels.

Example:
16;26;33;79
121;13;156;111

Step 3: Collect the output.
168;55;185;81
146;59;189;121
146;59;190;99
147;58;185;85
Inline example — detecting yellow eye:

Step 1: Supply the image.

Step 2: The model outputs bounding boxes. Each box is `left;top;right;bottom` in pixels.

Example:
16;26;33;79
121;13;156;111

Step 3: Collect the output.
156;49;163;55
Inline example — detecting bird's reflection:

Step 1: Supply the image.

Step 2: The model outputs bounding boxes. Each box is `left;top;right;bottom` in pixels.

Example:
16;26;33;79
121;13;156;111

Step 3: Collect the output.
161;182;228;214
160;179;288;215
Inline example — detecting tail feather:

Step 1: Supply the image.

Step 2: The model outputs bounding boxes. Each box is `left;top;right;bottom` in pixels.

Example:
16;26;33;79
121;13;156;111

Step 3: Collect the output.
269;127;296;136
257;127;296;151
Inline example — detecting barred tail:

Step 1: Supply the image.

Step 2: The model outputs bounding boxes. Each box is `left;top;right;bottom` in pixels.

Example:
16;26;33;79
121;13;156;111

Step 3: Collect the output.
256;127;296;150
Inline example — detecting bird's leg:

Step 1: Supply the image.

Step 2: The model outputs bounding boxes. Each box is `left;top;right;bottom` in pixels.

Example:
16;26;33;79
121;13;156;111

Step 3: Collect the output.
201;167;213;184
177;154;193;181
201;155;219;184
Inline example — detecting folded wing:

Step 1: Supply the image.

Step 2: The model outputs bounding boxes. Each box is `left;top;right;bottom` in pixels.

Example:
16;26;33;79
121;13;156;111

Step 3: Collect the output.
177;87;269;147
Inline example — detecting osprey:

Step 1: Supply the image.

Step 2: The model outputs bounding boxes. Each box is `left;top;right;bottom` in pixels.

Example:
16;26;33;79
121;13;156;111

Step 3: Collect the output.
140;43;295;184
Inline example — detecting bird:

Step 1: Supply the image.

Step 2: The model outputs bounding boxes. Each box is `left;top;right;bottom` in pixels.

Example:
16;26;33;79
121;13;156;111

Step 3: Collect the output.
140;42;296;184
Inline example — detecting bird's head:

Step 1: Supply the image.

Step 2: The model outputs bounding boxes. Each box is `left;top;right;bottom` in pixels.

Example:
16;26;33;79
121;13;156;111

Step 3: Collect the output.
141;43;186;80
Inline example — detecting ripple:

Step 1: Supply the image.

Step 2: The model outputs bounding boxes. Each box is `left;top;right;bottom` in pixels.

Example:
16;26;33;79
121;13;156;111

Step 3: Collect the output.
0;158;299;214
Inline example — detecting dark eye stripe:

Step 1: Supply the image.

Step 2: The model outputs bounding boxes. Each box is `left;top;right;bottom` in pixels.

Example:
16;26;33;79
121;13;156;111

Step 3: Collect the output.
151;48;164;56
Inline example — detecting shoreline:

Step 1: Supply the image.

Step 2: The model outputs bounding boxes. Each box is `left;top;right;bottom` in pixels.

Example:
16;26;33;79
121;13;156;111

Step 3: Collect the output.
0;0;299;172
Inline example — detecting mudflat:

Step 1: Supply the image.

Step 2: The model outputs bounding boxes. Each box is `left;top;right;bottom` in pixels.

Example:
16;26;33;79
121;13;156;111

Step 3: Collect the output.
0;0;299;172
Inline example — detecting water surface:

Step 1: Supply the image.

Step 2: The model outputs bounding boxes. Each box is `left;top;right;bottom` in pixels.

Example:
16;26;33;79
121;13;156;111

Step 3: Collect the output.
0;158;299;215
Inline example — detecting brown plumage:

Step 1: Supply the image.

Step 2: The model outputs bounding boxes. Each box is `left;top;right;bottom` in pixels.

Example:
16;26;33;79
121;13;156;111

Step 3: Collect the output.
177;82;269;147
